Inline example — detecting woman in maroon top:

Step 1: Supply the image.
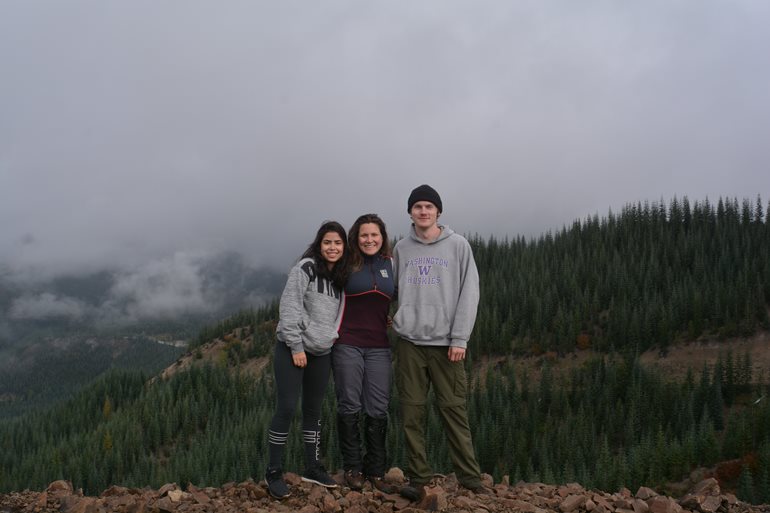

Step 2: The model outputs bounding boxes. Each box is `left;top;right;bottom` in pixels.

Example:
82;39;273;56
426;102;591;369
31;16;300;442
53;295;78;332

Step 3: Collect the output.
332;214;396;492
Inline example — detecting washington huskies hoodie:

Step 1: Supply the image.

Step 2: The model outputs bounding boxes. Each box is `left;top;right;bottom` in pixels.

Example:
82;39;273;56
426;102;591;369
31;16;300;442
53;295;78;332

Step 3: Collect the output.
392;226;479;349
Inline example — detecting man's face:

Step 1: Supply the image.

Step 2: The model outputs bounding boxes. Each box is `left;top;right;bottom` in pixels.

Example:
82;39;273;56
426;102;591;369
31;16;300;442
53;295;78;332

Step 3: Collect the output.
410;201;439;230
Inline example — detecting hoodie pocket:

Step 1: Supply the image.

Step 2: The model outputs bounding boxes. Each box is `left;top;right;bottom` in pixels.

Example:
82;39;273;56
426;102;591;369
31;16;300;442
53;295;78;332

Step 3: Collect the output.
393;303;450;341
302;319;338;354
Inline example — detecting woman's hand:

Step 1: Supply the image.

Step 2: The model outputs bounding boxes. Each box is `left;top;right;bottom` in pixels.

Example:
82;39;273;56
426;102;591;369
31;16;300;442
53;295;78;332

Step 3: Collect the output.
292;351;308;368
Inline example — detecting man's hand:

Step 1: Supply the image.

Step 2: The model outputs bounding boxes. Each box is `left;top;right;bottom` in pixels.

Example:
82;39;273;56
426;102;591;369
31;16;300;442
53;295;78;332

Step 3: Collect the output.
292;351;308;368
448;347;466;362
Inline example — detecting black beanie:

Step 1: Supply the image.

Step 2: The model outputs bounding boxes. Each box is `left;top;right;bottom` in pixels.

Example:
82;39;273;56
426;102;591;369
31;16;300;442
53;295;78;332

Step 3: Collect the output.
407;184;443;213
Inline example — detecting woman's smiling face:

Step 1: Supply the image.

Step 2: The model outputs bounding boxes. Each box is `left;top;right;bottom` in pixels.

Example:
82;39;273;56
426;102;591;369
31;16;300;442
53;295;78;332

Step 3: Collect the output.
320;231;344;268
358;223;382;256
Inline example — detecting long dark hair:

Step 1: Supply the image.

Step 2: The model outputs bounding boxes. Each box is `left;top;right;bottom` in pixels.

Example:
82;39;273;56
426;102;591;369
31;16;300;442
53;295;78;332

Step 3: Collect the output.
348;213;390;272
301;220;348;289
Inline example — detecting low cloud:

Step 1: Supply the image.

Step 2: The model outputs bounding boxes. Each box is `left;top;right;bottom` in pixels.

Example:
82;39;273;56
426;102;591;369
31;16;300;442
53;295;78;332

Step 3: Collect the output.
2;251;284;328
103;252;216;322
243;290;275;310
9;293;89;321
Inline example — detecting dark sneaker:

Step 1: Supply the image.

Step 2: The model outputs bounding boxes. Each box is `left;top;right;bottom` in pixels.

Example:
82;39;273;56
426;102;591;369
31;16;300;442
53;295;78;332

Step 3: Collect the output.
464;483;494;495
301;465;338;488
399;482;427;502
265;466;290;499
345;470;365;490
368;476;398;494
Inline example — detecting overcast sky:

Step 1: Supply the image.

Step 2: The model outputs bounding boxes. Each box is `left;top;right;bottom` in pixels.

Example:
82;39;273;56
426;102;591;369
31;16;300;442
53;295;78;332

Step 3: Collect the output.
2;0;770;281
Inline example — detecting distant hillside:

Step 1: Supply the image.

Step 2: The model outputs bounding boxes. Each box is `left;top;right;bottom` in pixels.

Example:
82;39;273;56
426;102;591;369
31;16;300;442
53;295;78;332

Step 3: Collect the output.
0;252;286;418
0;335;184;419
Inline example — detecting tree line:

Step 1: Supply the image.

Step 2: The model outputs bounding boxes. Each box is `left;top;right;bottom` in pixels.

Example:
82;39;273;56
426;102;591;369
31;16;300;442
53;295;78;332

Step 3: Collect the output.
470;195;769;357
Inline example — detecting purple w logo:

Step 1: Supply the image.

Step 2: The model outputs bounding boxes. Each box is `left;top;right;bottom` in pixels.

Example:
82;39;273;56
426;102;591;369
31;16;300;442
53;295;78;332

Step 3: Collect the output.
417;265;432;276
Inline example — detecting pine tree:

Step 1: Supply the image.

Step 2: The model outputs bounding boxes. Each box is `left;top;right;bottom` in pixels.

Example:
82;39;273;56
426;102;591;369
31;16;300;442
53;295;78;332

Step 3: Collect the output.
738;465;755;504
103;398;112;421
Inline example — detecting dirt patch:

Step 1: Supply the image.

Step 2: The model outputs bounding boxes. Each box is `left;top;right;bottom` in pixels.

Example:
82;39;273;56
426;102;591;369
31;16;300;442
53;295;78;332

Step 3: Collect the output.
638;331;770;383
475;348;611;388
240;356;270;377
155;338;230;381
479;331;770;386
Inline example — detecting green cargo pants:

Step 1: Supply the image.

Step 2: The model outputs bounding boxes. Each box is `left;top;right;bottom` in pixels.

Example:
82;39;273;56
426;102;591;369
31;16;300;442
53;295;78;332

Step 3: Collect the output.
394;339;482;489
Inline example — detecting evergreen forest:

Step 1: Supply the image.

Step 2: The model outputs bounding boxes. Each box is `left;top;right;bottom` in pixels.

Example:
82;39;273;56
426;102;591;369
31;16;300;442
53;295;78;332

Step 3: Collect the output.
2;196;769;503
470;195;769;357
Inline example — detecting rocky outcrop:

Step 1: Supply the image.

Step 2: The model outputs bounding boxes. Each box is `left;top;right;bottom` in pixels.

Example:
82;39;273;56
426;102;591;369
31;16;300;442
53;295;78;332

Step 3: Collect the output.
0;472;767;513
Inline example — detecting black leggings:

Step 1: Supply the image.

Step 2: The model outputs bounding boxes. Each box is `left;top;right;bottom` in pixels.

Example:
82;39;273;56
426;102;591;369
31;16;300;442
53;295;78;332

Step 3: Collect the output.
268;341;331;468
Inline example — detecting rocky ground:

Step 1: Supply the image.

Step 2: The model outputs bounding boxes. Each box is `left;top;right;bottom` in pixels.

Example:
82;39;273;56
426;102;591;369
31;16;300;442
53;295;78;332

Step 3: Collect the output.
1;469;768;513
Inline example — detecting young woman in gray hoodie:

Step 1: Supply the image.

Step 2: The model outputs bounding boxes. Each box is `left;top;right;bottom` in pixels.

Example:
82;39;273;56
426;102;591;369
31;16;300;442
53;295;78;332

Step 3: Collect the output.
265;221;348;499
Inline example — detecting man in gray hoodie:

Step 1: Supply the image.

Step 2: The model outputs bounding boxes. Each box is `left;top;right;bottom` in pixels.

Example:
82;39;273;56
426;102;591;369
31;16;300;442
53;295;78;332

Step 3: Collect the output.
392;184;486;497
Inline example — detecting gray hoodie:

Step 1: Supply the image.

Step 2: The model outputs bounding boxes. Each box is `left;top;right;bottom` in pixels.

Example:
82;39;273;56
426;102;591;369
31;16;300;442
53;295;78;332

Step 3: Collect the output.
392;226;480;349
276;258;345;356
